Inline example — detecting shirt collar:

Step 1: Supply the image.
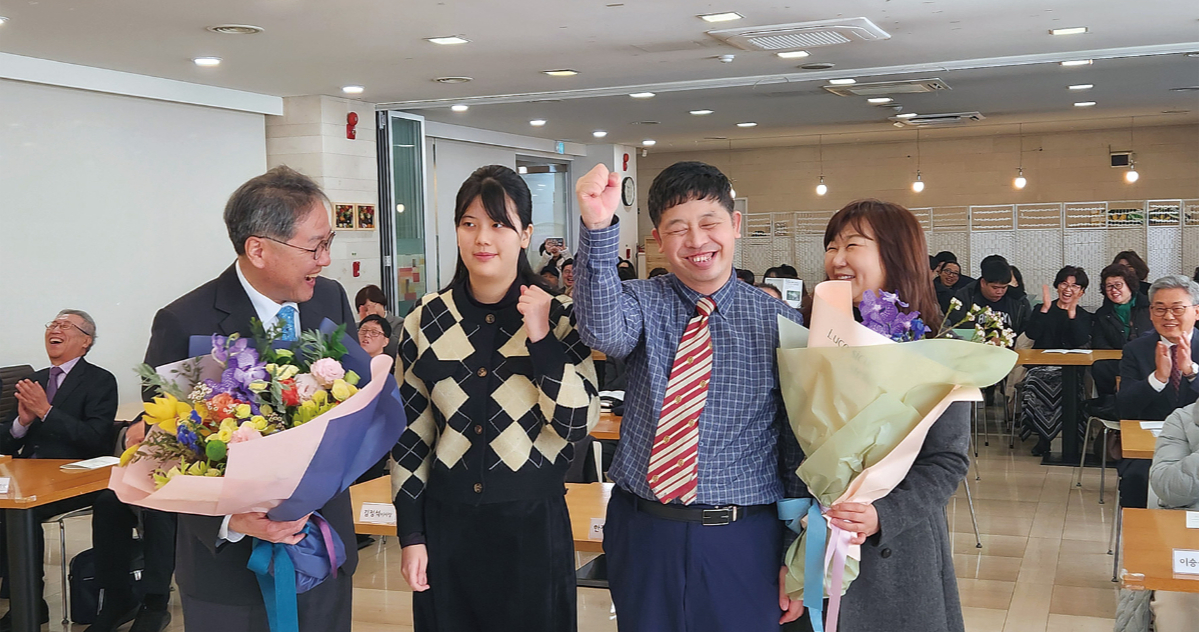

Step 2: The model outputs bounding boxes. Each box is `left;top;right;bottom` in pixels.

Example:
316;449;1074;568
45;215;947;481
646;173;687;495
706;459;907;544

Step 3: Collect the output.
52;356;82;375
668;271;739;315
1160;331;1195;347
235;260;299;328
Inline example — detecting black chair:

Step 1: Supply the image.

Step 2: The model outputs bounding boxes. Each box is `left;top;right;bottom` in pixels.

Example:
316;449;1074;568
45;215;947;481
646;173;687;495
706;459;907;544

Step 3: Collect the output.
0;364;36;422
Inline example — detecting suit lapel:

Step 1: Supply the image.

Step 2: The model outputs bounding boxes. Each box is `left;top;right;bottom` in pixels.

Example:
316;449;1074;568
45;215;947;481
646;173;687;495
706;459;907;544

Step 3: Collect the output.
213;264;259;338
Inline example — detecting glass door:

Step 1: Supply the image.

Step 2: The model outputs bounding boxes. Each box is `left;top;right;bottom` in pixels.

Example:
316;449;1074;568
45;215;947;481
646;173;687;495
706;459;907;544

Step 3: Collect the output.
378;111;429;316
516;160;571;269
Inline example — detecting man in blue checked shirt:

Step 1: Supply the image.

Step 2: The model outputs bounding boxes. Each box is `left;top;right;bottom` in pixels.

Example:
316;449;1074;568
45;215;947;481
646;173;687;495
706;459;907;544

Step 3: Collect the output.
574;161;808;631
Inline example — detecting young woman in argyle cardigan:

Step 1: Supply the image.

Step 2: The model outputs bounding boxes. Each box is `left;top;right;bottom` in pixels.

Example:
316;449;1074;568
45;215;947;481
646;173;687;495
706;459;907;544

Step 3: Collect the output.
390;165;599;632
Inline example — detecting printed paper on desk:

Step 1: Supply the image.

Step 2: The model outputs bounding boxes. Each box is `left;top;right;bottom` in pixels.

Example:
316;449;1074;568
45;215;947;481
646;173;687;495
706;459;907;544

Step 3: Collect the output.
358;502;396;525
62;456;120;471
1140;421;1165;431
1044;349;1091;354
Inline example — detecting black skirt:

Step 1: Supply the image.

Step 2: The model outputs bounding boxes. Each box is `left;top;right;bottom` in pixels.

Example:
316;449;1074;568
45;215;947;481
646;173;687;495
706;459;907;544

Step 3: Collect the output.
413;493;577;632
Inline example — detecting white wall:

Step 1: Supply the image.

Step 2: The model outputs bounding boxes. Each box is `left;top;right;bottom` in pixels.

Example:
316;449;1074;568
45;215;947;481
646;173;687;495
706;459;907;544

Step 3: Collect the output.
0;79;267;403
571;144;640;266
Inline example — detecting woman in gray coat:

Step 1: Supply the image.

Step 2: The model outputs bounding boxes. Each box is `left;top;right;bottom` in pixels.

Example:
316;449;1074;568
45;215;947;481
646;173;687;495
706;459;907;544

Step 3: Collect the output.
1147;403;1199;629
805;200;971;632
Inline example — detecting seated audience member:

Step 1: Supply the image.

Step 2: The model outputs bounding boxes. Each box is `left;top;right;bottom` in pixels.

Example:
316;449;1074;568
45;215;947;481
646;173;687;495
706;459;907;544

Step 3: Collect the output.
755;283;782;300
647;267;668;278
540;265;561;288
616;258;637;282
947;255;1030;337
932;251;974;284
736;268;755;284
1147;401;1199;628
562;259;579;296
1021;266;1092;455
355;284;402;357
1092;264;1152;397
0;311;118;630
934;260;971;313
537;238;570;272
357;314;395;369
763;264;813;323
929;255;940;281
1113;250;1152;296
1008;265;1031;308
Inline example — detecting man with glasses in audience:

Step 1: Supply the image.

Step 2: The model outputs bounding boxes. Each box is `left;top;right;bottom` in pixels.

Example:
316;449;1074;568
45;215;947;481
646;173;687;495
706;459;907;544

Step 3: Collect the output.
0;310;117;630
131;166;360;632
1116;274;1199;510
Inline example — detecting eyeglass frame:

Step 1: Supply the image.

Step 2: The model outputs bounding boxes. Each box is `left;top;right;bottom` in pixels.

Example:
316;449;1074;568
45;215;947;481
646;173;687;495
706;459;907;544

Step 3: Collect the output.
1057;282;1084;292
358;327;387;340
45;319;92;337
1103;281;1128;294
255;232;336;260
1150;305;1197;318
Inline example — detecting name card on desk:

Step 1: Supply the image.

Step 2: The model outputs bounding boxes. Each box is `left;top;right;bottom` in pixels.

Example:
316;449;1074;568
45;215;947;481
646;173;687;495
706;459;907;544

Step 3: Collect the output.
1188;511;1199;529
358;502;396;525
0;478;9;494
588;518;605;541
1174;549;1199;576
1140;421;1165;431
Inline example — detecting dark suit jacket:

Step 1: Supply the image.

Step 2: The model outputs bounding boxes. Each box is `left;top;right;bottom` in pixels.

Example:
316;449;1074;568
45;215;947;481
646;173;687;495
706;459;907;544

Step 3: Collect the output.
145;263;359;605
0;357;117;459
1117;330;1199;421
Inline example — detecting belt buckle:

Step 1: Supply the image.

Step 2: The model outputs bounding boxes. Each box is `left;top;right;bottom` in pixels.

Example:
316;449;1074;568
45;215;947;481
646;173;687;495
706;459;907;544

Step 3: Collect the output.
701;506;736;526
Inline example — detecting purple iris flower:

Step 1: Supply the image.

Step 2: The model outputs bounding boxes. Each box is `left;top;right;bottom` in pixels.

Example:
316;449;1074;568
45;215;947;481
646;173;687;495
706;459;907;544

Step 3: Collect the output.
211;335;249;365
861;290;926;342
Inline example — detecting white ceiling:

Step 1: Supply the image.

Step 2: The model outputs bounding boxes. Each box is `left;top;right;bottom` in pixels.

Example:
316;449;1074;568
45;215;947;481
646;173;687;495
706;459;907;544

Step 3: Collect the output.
1;0;1197;149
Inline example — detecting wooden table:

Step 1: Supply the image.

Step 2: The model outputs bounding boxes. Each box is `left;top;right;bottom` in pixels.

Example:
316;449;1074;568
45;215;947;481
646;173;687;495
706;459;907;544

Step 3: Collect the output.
1119;420;1159;460
1121;508;1199;593
590;412;621;441
0;457;113;632
1018;349;1122;466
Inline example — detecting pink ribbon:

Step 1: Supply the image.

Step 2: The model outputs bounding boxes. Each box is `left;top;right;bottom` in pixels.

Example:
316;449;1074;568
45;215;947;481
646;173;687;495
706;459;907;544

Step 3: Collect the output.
822;524;853;632
312;514;339;579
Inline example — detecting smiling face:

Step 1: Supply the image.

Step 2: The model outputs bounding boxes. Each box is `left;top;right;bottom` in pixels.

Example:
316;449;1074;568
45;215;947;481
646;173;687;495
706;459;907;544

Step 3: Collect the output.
562;263;575;287
457;196;532;288
651;199;741;296
243;201;334;304
1056;276;1085;305
1150;287;1199;342
44;314;92;364
938;262;961;288
824;222;885;304
1104;276;1133;305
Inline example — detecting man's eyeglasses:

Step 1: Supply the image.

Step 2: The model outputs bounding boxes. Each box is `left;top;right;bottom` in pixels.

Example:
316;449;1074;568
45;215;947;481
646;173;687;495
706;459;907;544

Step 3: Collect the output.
45;320;91;336
941;270;960;277
358;329;386;340
1151;305;1194;318
257;232;336;260
1057;283;1083;292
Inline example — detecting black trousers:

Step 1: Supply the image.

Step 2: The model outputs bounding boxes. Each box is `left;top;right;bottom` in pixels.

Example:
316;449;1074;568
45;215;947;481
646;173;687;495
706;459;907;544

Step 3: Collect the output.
414;494;577;632
90;489;177;599
0;496;92;603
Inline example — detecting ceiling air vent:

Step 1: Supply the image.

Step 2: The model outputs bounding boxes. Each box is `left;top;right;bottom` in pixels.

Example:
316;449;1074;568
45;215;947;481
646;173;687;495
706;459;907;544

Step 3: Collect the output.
824;78;950;97
890;112;985;127
706;17;890;52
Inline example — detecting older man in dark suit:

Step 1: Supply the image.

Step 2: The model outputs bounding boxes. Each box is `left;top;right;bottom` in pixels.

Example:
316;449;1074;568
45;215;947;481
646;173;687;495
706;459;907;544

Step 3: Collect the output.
133;166;359;632
1116;274;1199;509
0;310;117;631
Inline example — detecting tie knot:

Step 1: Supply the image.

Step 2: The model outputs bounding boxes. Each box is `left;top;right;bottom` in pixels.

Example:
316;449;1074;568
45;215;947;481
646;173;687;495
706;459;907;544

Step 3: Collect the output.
50;366;63;378
696;297;715;318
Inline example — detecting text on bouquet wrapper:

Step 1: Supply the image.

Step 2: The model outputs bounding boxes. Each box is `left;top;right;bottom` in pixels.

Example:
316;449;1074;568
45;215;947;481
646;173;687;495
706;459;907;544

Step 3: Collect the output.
1174;549;1199;577
359;502;397;525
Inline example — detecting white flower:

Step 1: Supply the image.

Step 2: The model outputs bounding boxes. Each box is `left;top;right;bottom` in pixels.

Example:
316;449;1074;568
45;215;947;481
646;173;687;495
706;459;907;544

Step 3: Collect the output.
948;297;963;311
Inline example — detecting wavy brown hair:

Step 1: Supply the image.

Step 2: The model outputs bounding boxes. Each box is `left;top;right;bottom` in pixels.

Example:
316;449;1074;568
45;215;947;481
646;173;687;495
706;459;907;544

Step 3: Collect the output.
823;199;941;324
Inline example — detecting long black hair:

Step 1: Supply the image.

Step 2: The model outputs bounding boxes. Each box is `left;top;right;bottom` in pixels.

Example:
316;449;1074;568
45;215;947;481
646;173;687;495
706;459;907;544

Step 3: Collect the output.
444;165;551;293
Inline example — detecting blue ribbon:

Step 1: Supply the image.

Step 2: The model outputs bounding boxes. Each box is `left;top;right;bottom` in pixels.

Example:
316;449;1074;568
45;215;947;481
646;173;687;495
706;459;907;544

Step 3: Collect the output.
248;539;300;632
778;498;827;632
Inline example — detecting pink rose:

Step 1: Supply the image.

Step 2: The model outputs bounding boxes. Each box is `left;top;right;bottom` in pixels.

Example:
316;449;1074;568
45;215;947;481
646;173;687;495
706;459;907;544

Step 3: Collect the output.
294;374;321;401
309;358;346;388
230;424;262;444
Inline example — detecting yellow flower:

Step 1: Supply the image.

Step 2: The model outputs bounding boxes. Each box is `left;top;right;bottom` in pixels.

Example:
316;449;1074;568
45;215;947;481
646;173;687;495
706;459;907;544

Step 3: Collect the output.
311;389;328;406
250;415;268;431
330;379;355;402
260;404;273;416
277;365;300;381
217;427;233;442
275;349;295;359
265;363;278;376
234;404;252;419
249;381;269;393
143;394;191;436
298;399;319;420
186;461;210;476
118;444;140;467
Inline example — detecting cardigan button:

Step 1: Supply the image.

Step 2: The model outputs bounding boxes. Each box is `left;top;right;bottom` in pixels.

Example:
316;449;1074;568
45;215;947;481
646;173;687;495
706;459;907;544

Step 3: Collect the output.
485;314;495;324
880;548;892;559
477;368;488;377
473;483;483;493
474;425;483;435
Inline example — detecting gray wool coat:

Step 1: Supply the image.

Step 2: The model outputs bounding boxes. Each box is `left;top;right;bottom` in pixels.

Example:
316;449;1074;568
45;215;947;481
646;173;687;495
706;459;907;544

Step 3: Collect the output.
1149;402;1199;510
833;401;971;632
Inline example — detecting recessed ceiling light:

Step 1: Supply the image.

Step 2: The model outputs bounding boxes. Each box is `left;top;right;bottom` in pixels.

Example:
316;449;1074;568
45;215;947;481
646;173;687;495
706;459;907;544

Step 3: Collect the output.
426;35;470;45
736;122;758;127
1074;101;1097;107
193;57;222;67
776;51;811;59
829;78;857;85
896;112;919;119
1186;52;1199;58
529;119;547;126
704;136;728;140
630;92;656;99
1170;86;1199;92
451;104;469;112
698;12;744;22
690;109;714;115
632;121;660;125
1069;84;1094;90
342;85;365;94
1050;27;1088;35
206;24;264;35
642;139;656;146
434;76;473;84
867;97;893;104
543;69;579;77
1061;59;1093;66
0;17;9;25
593;130;608;138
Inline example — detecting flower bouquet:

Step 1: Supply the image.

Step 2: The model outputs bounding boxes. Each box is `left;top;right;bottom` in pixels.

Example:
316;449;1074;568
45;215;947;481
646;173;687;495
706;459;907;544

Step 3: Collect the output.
776;282;1016;632
109;319;406;632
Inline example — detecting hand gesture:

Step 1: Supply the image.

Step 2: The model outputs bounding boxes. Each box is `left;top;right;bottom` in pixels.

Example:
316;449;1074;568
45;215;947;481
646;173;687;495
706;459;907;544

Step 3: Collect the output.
228;512;310;545
14;379;51;419
825;502;879;546
1041;285;1053;313
125;421;147;449
1154;341;1173;384
575;163;622;230
16;400;34;427
778;566;804;624
517;285;554;342
1176;334;1195;377
401;543;430;591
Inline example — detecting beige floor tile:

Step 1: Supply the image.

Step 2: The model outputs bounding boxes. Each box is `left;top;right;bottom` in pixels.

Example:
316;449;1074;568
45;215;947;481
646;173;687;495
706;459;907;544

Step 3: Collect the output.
1003;579;1054;632
957;578;1016;610
1016;537;1062;585
1054;552;1123;591
1044;613;1118;632
953;533;1029;558
954;554;1024;582
963;606;1009;632
1027;502;1068;539
1048;585;1119;619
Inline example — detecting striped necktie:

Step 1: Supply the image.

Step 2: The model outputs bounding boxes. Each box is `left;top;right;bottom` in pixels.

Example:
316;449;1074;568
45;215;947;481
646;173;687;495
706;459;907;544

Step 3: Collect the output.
647;297;715;505
277;305;299;342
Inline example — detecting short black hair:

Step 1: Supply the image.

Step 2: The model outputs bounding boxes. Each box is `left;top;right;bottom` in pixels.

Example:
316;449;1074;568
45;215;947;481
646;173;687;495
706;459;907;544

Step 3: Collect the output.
1055;265;1089;290
539;265;560;279
736;268;755;284
776;264;799;279
647;161;734;227
979;254;1012;284
648;267;669;278
354;285;387;310
359;314;392;340
929;255;939;271
933;251;958;267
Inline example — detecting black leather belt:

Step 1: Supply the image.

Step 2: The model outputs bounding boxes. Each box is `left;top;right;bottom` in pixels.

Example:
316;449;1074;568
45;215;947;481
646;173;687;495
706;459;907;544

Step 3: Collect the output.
618;487;772;526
